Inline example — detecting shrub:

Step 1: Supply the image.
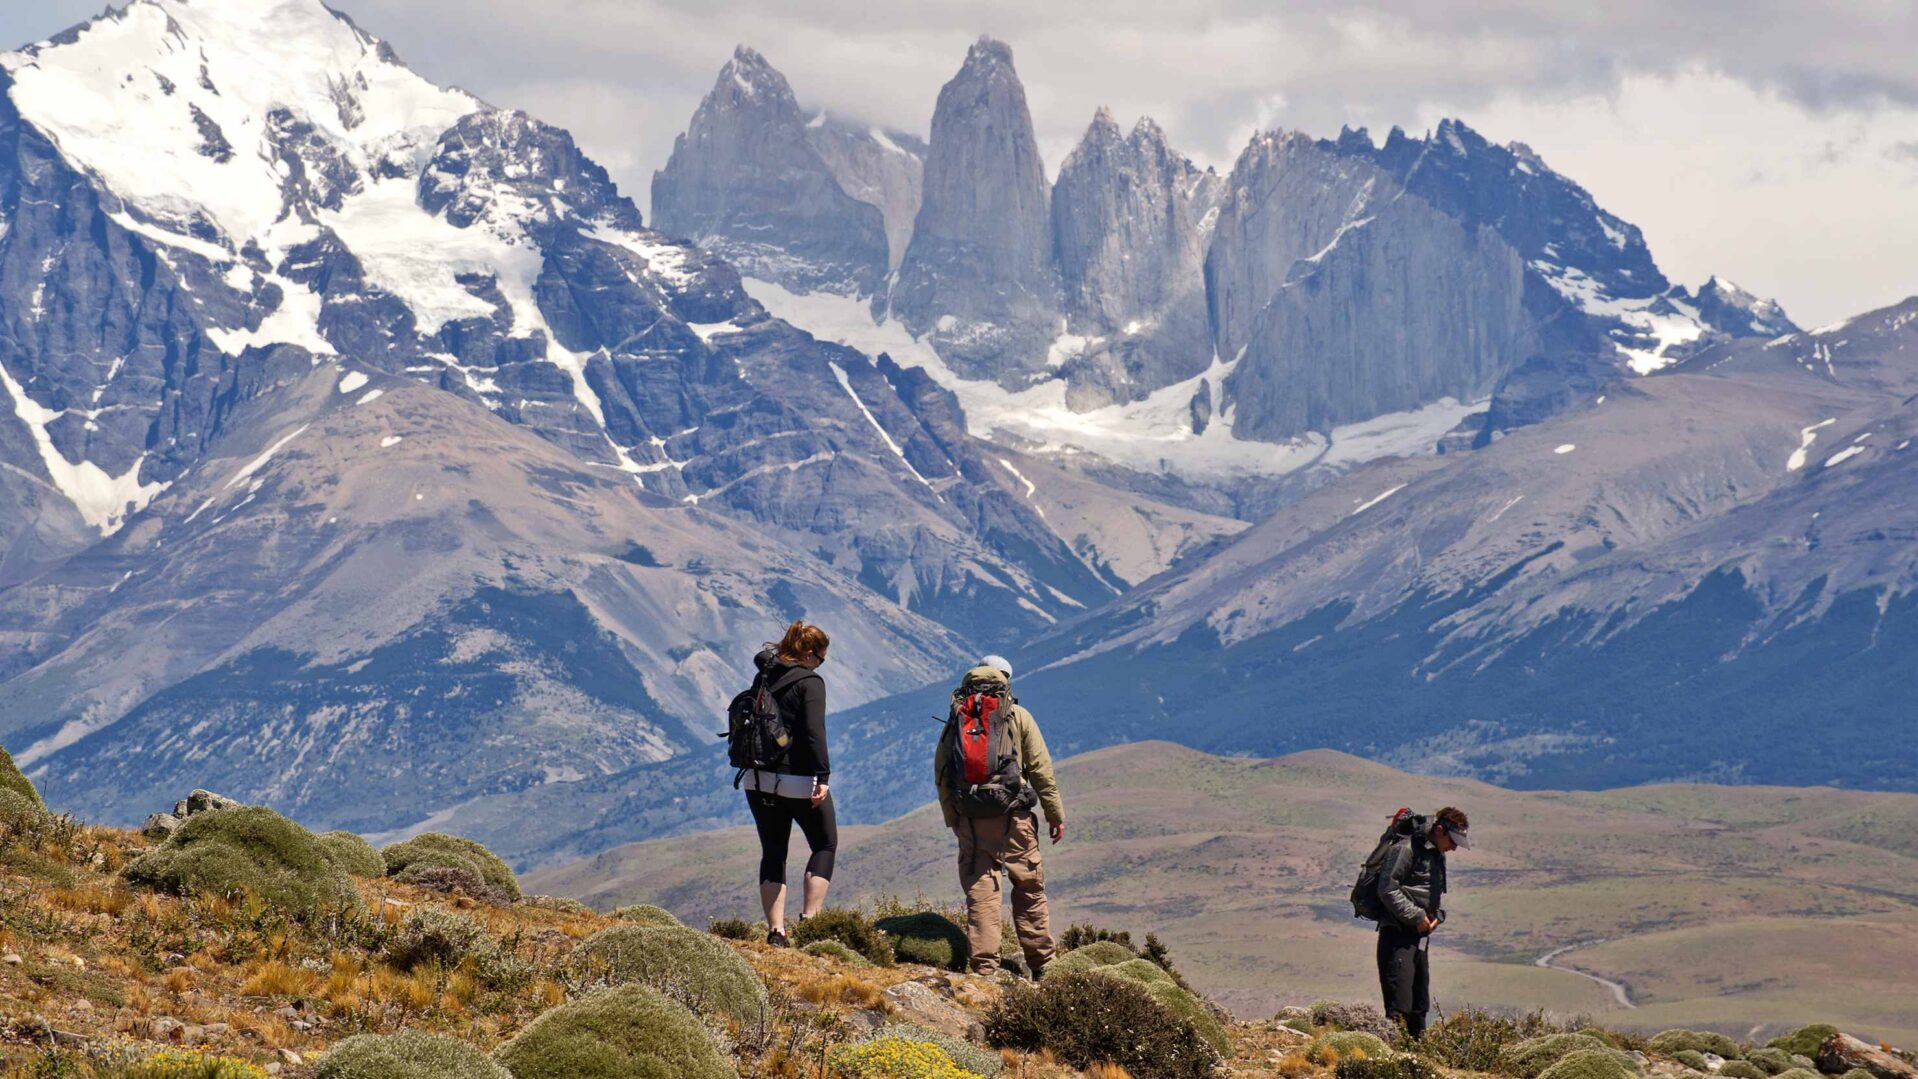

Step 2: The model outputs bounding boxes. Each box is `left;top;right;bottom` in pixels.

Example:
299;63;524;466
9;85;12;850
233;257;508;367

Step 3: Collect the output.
316;1030;512;1078
613;904;682;928
1537;1049;1639;1079
395;863;513;903
1311;1000;1397;1040
1309;1031;1394;1065
986;970;1221;1079
877;911;969;971
0;787;46;829
791;907;895;966
106;1049;270;1078
123;806;360;919
1673;1051;1712;1071
1771;1071;1821;1079
315;831;384;877
828;1037;980;1079
1719;1063;1768;1079
1576;1029;1622;1049
0;744;44;809
1419;1009;1561;1072
803;940;873;967
382;832;521;900
1767;1026;1840;1059
1049;940;1138;971
1650;1031;1743;1059
493;983;732;1079
869;1022;1003;1078
572;924;767;1024
387;909;489;970
524;895;590;914
1339;1056;1442;1079
1059;923;1137;953
1503;1034;1619;1078
1746;1048;1797;1074
1840;1070;1877;1079
708;917;761;940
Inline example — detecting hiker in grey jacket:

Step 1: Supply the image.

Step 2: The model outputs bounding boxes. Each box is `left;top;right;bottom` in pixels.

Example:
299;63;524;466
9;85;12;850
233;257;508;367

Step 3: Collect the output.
1376;806;1469;1038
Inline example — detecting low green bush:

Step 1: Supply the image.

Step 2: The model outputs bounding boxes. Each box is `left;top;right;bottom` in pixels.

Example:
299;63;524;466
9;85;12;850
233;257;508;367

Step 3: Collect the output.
1503;1034;1618;1078
98;1048;269;1078
0;744;44;810
828;1037;979;1079
1746;1048;1796;1074
1575;1029;1621;1049
1338;1056;1442;1079
1537;1049;1639;1079
386;909;488;970
613;903;682;928
1058;922;1137;953
708;917;761;941
1309;1031;1394;1065
1673;1050;1713;1072
1772;1070;1822;1079
1310;1000;1396;1040
0;787;46;830
493;984;732;1079
877;911;969;971
1034;939;1226;1054
802;940;873;967
1767;1026;1839;1059
868;1022;1002;1077
1840;1069;1877;1079
382;832;520;900
572;924;766;1024
316;1030;512;1078
790;908;894;966
314;831;384;877
1718;1063;1768;1079
1419;1009;1561;1072
524;895;590;914
1650;1031;1743;1059
985;970;1221;1079
123;806;360;919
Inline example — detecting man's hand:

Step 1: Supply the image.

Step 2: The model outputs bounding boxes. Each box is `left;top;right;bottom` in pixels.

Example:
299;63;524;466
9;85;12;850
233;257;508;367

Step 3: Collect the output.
1417;915;1439;935
1049;820;1065;845
810;782;829;808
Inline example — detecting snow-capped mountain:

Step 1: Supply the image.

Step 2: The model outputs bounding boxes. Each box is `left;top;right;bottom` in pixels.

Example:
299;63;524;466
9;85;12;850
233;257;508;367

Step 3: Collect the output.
0;0;1250;836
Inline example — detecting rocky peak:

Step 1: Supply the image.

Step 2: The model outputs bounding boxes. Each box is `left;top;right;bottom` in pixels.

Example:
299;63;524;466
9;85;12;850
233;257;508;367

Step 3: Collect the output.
1691;275;1798;338
651;45;887;295
888;35;1059;380
803;111;926;273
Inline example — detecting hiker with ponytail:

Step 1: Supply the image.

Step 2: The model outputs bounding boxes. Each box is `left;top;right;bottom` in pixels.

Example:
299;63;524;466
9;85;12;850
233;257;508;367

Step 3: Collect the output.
724;620;836;948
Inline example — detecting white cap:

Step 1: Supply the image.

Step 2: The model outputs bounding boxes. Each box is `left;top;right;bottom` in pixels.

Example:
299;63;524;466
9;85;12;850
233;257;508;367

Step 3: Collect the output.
979;654;1013;679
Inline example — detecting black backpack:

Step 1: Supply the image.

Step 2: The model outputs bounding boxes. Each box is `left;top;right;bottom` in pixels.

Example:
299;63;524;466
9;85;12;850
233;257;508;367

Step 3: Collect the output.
1350;808;1419;921
724;666;814;781
942;678;1033;818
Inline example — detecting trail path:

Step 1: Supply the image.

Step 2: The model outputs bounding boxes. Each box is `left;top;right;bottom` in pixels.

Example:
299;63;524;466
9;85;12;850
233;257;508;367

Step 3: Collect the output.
1535;943;1635;1009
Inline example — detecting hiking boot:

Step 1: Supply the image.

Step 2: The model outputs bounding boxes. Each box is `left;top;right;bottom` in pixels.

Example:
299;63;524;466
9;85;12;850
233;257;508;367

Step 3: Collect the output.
766;927;790;948
1028;962;1047;981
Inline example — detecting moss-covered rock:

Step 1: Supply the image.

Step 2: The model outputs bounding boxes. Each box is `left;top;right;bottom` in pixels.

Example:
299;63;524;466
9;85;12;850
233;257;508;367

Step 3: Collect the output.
1718;1062;1768;1079
1576;1029;1622;1049
1309;1030;1394;1065
876;910;969;971
868;1022;1003;1077
124;806;360;919
1767;1026;1840;1059
1673;1050;1713;1072
382;832;520;900
1840;1069;1878;1079
0;745;44;810
1771;1070;1822;1079
802;939;873;967
1537;1049;1639;1079
1745;1048;1797;1074
315;831;384;877
1045;940;1137;974
572;924;766;1024
1651;1031;1743;1059
613;904;682;928
1504;1034;1619;1078
316;1030;512;1079
493;984;732;1079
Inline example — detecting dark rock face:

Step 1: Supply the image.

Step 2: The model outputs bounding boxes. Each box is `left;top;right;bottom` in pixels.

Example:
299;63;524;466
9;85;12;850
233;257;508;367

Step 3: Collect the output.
1050;110;1221;407
805;113;926;273
651;47;888;297
1206;131;1533;439
888;37;1060;381
1686;276;1797;339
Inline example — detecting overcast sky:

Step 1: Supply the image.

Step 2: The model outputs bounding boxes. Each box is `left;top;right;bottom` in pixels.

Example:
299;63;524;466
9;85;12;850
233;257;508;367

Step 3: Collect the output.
8;1;1917;327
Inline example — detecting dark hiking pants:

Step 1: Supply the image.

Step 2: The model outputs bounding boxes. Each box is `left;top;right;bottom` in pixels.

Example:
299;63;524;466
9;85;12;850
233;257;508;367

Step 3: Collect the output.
745;788;837;884
1377;922;1430;1038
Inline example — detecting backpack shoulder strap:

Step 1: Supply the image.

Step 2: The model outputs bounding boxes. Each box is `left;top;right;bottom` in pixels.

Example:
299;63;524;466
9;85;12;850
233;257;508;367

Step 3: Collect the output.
766;667;816;696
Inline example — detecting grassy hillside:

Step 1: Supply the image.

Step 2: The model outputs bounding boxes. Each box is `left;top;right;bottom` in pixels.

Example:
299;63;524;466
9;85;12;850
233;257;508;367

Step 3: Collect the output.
527;743;1918;1042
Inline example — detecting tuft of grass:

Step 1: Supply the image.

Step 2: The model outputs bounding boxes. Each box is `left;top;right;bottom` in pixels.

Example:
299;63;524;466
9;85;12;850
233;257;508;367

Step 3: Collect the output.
239;958;321;998
1309;1031;1393;1065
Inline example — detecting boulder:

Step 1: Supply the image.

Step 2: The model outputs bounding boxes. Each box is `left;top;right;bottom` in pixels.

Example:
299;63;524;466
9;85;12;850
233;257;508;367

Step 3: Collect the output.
882;979;976;1040
142;788;241;837
1818;1034;1917;1079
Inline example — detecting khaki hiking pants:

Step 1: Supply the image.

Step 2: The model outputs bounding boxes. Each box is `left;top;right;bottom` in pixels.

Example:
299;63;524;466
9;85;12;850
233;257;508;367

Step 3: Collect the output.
955;811;1056;975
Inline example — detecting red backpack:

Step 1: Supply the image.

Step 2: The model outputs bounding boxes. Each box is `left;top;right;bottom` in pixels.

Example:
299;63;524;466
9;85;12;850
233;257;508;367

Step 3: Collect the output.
943;679;1032;818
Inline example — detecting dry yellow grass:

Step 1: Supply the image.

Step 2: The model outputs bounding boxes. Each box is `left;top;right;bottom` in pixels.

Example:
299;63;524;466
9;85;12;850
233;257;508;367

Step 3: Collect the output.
238;959;320;998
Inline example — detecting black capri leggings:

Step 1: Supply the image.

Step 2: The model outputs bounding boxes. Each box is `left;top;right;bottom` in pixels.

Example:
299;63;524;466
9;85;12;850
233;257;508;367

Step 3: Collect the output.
745;788;837;884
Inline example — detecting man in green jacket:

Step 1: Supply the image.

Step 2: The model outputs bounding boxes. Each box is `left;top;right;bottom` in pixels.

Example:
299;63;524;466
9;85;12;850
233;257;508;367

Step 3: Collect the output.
934;655;1065;977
